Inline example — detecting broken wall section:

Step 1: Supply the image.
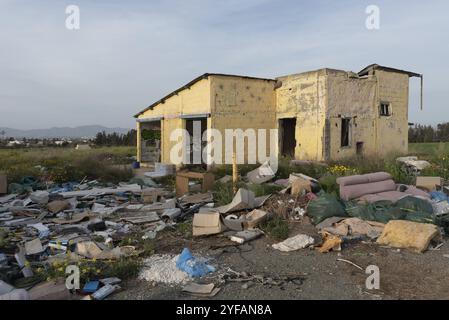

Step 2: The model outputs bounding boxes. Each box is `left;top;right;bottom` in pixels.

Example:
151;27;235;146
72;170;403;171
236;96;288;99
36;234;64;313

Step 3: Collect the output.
276;69;327;161
326;70;378;160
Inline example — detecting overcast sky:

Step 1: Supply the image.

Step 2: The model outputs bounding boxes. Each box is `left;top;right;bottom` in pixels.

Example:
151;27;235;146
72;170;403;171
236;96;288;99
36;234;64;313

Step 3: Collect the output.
0;0;447;130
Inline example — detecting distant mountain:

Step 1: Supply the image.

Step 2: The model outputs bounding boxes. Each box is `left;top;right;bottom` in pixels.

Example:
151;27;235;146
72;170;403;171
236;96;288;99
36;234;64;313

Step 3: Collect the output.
0;125;132;138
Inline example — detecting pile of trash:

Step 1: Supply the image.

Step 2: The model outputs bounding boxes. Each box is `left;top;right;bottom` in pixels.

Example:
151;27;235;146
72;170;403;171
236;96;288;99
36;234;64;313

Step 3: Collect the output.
1;157;448;299
182;162;449;256
0;169;189;300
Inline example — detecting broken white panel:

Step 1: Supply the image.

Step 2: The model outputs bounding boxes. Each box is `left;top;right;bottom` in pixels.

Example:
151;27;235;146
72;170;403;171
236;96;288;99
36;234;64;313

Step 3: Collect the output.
0;194;17;204
272;234;315;252
25;238;45;255
246;161;276;184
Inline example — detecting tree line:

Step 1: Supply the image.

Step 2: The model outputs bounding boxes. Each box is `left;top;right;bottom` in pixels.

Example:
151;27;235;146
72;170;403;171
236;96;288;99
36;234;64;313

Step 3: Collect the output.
408;122;449;143
94;130;137;146
92;123;449;146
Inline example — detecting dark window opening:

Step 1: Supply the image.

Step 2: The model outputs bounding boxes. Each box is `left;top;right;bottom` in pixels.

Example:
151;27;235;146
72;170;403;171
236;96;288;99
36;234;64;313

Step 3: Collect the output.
341;118;351;147
379;102;391;116
356;142;364;156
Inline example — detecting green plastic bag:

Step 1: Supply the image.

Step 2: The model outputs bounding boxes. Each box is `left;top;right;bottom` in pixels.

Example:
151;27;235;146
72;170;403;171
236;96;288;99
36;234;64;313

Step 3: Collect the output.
345;196;435;224
307;194;347;225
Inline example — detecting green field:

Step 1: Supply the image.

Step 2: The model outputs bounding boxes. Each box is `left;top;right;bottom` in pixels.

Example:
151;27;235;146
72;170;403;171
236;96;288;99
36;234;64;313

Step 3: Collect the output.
0;146;136;184
0;143;447;187
409;142;449;158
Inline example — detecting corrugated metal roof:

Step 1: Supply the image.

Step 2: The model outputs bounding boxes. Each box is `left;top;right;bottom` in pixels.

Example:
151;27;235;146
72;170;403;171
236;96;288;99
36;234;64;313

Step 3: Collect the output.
358;64;421;77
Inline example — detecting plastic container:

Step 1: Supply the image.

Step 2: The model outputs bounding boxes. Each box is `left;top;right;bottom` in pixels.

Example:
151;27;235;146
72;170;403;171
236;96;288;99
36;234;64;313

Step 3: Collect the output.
132;161;140;169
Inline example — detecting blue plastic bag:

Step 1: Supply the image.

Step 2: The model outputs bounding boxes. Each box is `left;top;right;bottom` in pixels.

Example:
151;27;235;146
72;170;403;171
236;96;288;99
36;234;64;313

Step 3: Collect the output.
176;248;215;277
430;191;448;202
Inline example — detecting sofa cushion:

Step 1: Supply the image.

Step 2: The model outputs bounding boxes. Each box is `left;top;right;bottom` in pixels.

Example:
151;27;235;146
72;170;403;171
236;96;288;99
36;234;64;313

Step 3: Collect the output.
337;172;392;187
373;191;409;203
401;185;431;198
340;179;396;201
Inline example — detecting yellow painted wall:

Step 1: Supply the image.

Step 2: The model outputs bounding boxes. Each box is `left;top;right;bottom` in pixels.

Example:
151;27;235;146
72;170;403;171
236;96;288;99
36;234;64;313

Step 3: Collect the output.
276;68;410;161
276;70;327;161
210;75;277;164
326;70;378;160
137;78;211;163
135;68;411;165
375;70;409;156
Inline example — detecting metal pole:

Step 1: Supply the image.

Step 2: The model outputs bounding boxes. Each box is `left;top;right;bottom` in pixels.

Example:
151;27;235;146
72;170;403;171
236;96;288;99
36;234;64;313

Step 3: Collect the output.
232;151;238;194
420;75;423;110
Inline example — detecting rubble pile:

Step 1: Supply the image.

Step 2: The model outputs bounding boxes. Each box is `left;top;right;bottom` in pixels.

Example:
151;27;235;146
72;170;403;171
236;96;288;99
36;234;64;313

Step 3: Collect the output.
0;174;187;300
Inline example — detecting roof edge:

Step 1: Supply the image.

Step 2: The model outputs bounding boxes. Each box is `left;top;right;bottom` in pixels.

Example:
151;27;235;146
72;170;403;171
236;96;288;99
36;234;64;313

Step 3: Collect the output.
134;73;276;118
358;64;421;78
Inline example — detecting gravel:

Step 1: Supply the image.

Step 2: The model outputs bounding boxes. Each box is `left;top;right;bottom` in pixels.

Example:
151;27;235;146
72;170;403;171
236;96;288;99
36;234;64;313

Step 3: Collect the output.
139;254;188;285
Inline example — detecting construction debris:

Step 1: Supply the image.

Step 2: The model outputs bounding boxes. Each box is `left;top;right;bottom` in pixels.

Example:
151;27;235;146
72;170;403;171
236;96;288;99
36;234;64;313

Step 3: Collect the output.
230;229;264;244
182;283;221;297
272;234;315;252
246;161;276;184
396;156;431;174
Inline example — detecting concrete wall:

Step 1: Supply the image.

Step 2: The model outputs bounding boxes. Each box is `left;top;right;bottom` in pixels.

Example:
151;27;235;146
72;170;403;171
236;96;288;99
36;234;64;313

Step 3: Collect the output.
276;70;327;161
375;70;409;156
210;75;277;164
137;78;211;163
276;68;410;161
326;71;377;160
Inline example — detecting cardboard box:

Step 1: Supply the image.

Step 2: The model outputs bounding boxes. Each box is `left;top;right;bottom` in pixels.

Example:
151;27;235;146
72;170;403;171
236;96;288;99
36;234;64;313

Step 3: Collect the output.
416;176;441;192
244;209;267;229
141;188;163;204
0;173;6;194
192;212;224;236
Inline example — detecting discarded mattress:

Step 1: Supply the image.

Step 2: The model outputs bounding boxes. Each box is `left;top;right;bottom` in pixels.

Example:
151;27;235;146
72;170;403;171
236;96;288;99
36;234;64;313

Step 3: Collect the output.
376;220;440;253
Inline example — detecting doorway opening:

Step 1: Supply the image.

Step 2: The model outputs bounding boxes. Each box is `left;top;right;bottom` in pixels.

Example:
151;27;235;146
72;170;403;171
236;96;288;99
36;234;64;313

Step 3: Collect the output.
279;118;296;157
140;121;161;164
185;118;207;167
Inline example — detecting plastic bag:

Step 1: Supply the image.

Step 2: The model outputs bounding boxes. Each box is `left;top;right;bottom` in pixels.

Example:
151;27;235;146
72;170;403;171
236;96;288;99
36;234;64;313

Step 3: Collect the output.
176;248;215;278
307;194;347;224
345;197;434;224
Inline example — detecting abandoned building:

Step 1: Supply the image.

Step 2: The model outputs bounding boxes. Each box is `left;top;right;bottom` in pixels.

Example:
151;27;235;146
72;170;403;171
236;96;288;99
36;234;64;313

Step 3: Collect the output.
134;64;422;166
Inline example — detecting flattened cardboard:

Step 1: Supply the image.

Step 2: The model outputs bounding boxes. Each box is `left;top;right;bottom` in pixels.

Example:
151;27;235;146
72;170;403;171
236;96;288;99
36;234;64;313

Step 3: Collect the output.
415;176;441;192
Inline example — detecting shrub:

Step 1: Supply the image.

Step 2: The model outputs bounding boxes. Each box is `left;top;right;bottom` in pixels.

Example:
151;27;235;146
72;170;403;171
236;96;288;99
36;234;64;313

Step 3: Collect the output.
246;183;283;196
318;174;339;196
261;217;289;241
212;181;237;206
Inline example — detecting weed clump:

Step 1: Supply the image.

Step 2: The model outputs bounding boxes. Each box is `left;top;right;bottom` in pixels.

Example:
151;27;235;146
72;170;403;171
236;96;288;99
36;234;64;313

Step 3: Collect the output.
261;217;289;241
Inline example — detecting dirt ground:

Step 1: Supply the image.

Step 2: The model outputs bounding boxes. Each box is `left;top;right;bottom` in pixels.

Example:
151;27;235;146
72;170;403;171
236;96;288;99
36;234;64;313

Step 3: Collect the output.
111;220;449;300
